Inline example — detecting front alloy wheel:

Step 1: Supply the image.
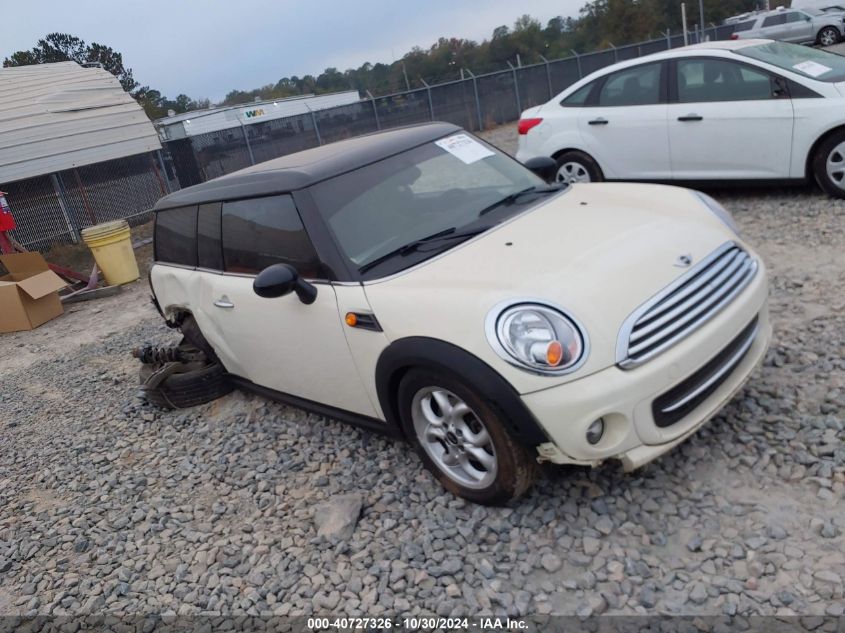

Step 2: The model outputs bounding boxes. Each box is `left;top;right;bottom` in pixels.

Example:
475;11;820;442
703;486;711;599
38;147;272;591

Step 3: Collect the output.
411;387;498;490
818;26;841;47
398;369;537;505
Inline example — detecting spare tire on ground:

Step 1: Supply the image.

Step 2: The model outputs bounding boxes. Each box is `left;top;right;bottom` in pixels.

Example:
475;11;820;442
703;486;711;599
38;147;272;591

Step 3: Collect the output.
136;342;232;409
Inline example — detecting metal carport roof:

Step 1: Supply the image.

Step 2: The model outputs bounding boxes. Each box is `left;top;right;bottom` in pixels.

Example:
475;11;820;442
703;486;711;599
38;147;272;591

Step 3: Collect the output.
0;61;161;184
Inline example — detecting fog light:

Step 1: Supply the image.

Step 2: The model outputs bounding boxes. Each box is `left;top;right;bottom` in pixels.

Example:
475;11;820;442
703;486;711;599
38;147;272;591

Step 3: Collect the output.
586;418;605;445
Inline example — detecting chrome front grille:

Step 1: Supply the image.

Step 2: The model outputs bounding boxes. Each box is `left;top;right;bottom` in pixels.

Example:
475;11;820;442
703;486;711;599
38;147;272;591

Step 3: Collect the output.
617;242;758;369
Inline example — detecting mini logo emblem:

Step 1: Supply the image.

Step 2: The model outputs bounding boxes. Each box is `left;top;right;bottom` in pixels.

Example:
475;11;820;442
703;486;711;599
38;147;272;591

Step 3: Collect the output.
674;254;693;268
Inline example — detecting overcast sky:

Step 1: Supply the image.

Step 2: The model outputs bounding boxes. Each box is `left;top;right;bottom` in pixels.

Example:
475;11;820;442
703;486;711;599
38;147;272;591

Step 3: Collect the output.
5;0;582;102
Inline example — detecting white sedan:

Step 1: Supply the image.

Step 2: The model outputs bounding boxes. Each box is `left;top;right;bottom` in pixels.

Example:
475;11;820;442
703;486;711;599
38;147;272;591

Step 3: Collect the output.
516;39;845;198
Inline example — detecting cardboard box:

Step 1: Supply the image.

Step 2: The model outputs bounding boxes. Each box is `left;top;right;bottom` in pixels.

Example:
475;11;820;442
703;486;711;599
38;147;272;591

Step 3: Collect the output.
0;252;67;333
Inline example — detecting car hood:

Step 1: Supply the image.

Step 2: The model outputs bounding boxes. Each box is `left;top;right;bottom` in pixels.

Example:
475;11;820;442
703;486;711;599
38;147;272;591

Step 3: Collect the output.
363;182;744;394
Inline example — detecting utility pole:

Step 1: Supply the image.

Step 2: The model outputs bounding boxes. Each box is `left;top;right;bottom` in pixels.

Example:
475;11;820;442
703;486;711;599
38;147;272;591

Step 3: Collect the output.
699;0;706;42
682;3;689;46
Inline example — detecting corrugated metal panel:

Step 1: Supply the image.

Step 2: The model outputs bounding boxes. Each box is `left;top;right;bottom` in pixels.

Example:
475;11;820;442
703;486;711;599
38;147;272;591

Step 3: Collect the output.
0;61;161;183
159;91;362;137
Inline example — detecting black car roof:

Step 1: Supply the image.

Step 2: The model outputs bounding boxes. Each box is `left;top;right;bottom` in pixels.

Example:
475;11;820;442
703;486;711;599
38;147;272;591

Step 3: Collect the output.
154;122;462;211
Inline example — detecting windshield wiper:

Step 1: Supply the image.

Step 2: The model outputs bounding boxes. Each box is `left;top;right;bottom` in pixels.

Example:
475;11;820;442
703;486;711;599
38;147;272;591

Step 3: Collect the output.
359;226;488;273
478;184;564;217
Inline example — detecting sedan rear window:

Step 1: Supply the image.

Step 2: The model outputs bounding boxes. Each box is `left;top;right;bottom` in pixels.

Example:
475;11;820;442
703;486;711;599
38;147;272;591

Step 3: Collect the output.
155;205;197;267
736;41;845;82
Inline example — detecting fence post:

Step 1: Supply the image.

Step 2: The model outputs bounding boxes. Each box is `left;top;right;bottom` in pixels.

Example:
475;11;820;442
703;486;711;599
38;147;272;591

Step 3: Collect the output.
666;29;672;49
465;69;483;131
609;43;617;62
306;104;322;145
420;79;435;121
570;50;582;78
507;61;522;115
156;150;172;194
366;90;381;130
240;123;256;165
49;173;79;244
540;55;553;99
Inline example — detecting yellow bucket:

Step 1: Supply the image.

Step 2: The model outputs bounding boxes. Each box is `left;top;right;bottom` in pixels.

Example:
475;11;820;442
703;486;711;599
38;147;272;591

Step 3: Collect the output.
81;220;140;286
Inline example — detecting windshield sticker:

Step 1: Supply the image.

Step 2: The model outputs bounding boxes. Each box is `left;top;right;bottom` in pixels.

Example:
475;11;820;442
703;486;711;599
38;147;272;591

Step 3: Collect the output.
434;134;495;164
792;60;832;77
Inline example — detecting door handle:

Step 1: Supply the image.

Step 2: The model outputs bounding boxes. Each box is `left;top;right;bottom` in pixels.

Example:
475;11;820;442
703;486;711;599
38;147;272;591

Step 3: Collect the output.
678;114;703;122
588;118;609;125
213;297;235;309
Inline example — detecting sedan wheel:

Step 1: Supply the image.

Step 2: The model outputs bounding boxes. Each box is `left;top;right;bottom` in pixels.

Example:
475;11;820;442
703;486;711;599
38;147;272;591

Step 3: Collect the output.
411;386;498;490
557;161;592;184
813;131;845;199
826;141;845;190
397;369;537;504
818;27;840;47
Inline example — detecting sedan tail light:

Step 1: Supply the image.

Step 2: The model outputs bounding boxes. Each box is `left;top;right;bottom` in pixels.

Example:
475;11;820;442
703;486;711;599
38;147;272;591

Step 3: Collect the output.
729;33;739;39
518;118;543;135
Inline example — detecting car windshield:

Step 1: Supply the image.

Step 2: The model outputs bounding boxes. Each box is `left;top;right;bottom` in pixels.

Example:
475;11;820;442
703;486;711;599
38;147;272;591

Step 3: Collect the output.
309;133;552;277
735;41;845;82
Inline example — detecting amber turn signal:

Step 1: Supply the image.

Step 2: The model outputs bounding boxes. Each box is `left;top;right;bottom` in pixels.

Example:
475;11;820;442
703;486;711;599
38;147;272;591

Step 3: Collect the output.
345;312;358;327
546;340;564;367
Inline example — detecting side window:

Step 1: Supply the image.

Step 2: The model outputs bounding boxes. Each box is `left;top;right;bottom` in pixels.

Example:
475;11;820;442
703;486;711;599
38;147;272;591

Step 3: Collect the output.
155;206;197;267
561;82;594;107
762;14;786;27
785;11;807;22
197;202;222;270
677;59;773;103
732;20;756;32
597;63;662;107
221;194;321;277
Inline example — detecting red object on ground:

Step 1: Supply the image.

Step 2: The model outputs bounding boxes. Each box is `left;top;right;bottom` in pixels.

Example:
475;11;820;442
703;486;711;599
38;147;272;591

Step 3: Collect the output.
0;193;15;232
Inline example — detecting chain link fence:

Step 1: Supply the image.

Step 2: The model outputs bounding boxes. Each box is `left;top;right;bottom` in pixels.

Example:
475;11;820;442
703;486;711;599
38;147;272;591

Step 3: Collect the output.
2;151;170;251
165;24;740;188
4;25;740;251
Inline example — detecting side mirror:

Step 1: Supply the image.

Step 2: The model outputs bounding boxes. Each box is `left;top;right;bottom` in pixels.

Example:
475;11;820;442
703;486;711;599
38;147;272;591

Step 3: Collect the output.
523;156;558;184
253;263;317;305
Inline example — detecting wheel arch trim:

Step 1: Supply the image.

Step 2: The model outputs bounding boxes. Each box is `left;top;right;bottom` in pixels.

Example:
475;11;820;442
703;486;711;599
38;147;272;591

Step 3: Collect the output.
374;336;551;448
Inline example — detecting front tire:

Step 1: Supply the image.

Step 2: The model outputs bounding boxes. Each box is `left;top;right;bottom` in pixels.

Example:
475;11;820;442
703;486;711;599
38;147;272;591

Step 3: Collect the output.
812;130;845;199
554;150;603;185
817;26;841;47
397;369;537;505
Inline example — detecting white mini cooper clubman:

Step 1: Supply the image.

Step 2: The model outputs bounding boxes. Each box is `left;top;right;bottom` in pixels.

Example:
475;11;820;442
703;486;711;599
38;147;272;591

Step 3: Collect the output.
145;122;772;505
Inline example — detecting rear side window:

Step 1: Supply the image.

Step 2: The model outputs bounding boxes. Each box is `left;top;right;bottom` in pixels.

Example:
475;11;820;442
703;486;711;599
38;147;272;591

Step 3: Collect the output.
155;206;197;267
222;194;321;277
561;83;594;107
762;14;787;26
197;202;223;270
598;63;662;106
732;20;756;32
678;59;774;102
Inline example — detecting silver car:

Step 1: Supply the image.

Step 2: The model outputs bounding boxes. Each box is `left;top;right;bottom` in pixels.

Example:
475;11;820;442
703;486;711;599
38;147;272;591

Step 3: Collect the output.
732;8;845;46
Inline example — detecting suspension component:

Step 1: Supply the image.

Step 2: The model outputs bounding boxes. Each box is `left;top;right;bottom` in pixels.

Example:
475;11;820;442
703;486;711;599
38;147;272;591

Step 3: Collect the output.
132;344;206;366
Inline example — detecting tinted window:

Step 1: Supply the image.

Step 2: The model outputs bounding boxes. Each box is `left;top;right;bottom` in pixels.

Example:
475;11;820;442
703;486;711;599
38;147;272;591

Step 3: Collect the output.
762;14;786;26
732;20;756;32
785;11;808;22
598;63;662;106
155;206;197;267
197;202;222;270
561;83;594;106
221;195;320;277
678;59;773;102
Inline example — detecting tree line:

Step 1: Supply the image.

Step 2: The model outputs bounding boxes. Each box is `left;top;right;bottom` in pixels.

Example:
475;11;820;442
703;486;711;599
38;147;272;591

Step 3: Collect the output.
4;0;756;118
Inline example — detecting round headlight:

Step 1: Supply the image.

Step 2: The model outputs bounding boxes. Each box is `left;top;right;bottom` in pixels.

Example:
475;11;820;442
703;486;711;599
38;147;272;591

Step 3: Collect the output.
488;302;587;374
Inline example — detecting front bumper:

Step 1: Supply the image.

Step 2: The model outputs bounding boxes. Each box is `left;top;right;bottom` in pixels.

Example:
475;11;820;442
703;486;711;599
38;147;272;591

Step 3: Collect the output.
522;267;771;470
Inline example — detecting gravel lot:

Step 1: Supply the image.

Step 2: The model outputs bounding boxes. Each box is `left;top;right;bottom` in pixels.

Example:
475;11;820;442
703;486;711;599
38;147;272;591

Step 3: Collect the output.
1;127;844;620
